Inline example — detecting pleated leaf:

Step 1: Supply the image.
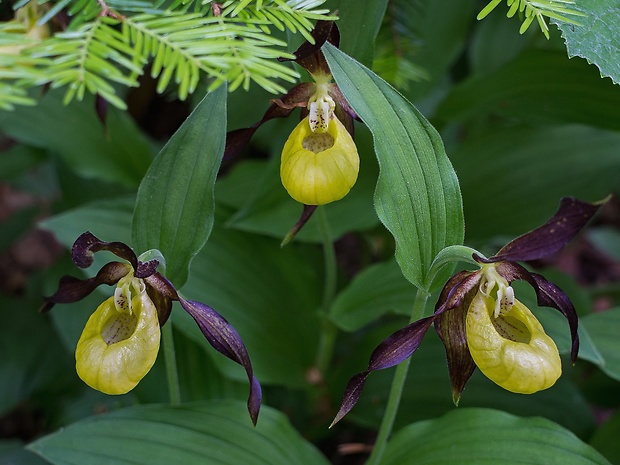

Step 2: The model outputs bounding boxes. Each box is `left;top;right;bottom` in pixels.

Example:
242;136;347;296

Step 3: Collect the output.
330;259;417;332
29;401;329;465
132;85;227;288
382;408;610;465
451;124;619;241
323;43;464;290
581;308;620;382
437;49;620;131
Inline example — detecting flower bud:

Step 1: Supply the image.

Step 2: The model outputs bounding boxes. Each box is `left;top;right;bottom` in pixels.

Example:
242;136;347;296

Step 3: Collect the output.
466;291;561;394
280;115;359;205
75;276;160;395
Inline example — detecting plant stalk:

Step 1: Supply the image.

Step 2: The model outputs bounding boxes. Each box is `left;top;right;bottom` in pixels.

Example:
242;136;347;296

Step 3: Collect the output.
162;320;182;405
315;206;339;375
366;288;430;465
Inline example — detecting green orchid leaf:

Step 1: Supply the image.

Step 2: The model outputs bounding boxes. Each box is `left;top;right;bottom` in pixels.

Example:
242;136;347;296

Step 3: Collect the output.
0;296;72;417
323;43;464;291
0;90;152;187
330;259;417;332
536;309;603;367
588;227;620;261
452;125;620;241
132;85;227;288
336;0;388;66
381;408;609;465
29;401;329;465
553;0;620;85
41;197;135;250
0;441;49;465
581;308;620;382
469;7;533;76
175;209;322;387
590;409;620;464
396;0;477;100
437;49;620;131
0;144;46;182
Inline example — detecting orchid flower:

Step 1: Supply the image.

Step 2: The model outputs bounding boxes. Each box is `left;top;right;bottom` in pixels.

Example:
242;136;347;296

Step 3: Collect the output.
43;232;261;424
332;197;604;425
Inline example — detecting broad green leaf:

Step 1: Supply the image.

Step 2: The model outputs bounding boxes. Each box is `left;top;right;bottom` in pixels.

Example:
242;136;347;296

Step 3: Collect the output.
132;86;227;288
553;0;620;85
29;401;329;465
0;144;46;182
589;409;620;464
0;441;50;465
0;296;72;417
0;91;152;187
469;7;533;75
382;408;609;465
437;49;620;131
341;328;595;438
336;0;387;66
588;227;620;261
40;197;135;249
536;310;603;367
175;212;322;387
172;328;249;403
0;206;38;252
330;259;417;331
396;0;477;102
581;309;620;381
323;43;464;290
451;124;619;241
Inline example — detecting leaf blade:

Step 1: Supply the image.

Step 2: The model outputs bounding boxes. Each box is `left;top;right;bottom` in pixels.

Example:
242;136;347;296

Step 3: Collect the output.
323;43;464;290
132;85;227;287
382;408;610;465
28;401;329;465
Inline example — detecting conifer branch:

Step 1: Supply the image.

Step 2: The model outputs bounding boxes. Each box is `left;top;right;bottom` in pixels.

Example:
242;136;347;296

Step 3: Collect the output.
0;0;334;109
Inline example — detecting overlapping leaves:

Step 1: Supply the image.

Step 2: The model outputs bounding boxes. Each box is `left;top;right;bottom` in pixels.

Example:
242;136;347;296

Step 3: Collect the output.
323;43;464;291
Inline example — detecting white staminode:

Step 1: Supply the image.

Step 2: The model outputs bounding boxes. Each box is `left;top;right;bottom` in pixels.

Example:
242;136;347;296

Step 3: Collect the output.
480;266;514;318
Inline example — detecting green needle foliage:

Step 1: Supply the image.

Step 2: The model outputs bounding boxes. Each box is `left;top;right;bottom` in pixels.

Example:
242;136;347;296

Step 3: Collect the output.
478;0;584;39
0;0;334;109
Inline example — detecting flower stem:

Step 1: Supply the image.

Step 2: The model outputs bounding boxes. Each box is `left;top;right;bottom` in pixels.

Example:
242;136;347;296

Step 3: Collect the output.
366;288;430;465
315;206;339;374
162;321;181;405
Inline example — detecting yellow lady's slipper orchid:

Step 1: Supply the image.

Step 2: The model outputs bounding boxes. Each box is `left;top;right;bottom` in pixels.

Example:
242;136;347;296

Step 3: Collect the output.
280;115;359;205
466;291;561;394
330;198;604;426
44;231;262;424
75;274;160;395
